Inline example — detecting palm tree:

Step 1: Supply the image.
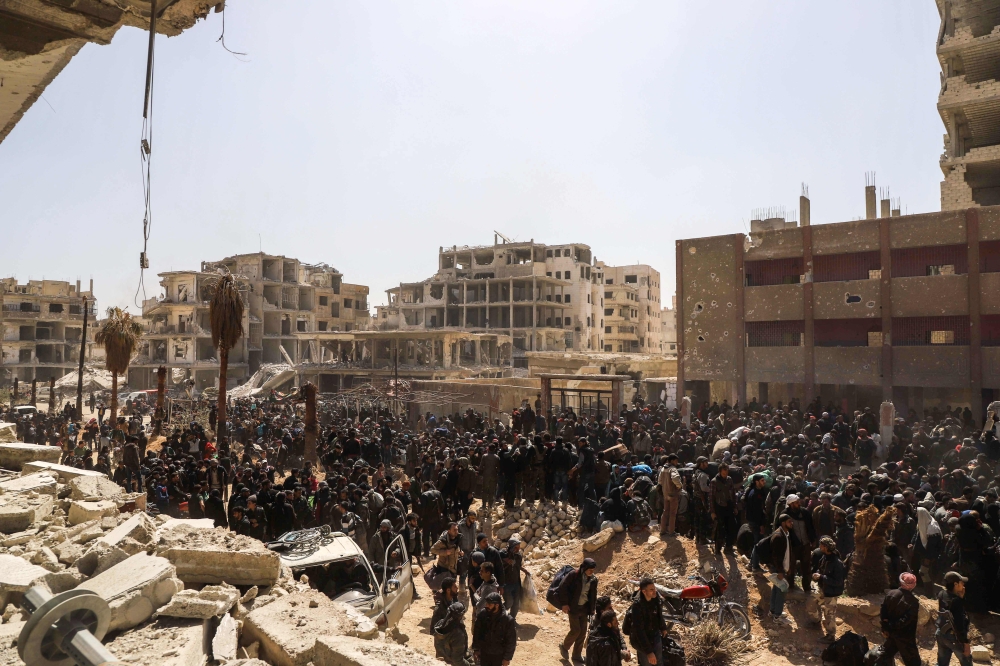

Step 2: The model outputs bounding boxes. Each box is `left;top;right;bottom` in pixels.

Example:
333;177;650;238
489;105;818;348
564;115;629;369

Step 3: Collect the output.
94;307;143;427
209;273;243;445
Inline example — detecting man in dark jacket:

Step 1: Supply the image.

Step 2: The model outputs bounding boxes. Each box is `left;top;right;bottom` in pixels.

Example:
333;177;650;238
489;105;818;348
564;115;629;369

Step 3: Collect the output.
936;571;972;666
558;557;599;663
709;462;738;556
472;592;517;666
585;609;630;666
627;577;668;666
879;572;921;666
768;514;794;620
807;536;846;642
476;534;506;588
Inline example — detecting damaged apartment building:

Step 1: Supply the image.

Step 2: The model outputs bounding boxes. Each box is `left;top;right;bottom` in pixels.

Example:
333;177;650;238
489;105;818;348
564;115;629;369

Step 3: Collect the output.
0;279;98;384
377;236;665;366
132;254;369;391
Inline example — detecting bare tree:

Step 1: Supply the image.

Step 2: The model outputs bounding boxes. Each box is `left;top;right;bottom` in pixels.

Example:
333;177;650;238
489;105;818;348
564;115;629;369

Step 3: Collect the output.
209;274;244;446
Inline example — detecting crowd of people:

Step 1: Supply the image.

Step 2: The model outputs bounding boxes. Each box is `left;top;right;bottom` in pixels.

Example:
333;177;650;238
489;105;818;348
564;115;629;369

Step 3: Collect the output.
4;387;999;666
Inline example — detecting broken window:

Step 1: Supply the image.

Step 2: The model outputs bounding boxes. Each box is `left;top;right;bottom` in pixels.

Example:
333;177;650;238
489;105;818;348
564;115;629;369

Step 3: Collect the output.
605;308;613;316
625;275;637;284
319;296;328;306
927;264;956;276
318;321;328;331
69;304;81;315
331;303;340;317
546;272;552;277
546;250;553;257
344;299;353;309
564;317;571;326
297;320;307;332
48;303;63;313
605;326;612;333
564;294;571;303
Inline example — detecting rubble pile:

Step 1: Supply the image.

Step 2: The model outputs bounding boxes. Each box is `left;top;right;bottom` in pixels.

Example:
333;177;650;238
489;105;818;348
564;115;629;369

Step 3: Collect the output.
492;501;580;559
0;455;439;666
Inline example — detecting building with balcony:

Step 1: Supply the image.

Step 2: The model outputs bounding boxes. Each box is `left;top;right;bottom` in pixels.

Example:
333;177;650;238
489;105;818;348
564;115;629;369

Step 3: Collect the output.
676;197;1000;424
134;253;369;391
0;278;98;384
937;0;1000;209
595;263;664;353
378;237;667;366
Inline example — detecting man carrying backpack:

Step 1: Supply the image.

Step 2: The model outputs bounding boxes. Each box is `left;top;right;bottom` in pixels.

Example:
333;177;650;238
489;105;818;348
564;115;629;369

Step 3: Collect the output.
626;577;668;666
879;572;921;666
557;557;599;664
936;571;972;666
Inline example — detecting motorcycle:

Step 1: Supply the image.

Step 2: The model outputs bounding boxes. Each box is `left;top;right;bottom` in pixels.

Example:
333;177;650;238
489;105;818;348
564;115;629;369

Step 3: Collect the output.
630;568;750;638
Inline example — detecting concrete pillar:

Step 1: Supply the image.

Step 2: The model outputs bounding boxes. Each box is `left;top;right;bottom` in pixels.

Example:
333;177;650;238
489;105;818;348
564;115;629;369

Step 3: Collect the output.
968;208;983;426
880;198;891;219
866;184;877;220
803;224;815;404
800;194;810;227
879;219;893;401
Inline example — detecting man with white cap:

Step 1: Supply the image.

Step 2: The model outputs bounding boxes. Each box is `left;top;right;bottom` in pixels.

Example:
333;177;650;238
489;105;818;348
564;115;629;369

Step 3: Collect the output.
775;493;816;593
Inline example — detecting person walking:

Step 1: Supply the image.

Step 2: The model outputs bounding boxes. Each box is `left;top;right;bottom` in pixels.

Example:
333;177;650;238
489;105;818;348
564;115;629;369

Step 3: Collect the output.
936;571;972;666
709;462;738;556
472;592;517;666
767;514;795;622
879;572;922;666
806;536;845;643
627;577;668;666
557;557;599;664
585;609;631;666
500;537;527;619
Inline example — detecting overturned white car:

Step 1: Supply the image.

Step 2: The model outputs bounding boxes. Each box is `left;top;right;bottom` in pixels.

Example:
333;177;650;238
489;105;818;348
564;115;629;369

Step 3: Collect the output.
269;525;414;629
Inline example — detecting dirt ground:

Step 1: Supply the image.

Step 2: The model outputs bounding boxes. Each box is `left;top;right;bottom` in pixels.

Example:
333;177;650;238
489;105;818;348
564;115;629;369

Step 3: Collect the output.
393;502;1000;666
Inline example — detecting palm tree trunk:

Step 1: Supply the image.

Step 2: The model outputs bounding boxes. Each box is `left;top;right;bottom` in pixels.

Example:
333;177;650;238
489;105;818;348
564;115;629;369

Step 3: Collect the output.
217;347;228;445
110;372;118;426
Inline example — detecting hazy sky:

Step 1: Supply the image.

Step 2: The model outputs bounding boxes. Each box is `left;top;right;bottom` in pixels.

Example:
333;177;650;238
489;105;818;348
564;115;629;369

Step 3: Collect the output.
0;1;942;313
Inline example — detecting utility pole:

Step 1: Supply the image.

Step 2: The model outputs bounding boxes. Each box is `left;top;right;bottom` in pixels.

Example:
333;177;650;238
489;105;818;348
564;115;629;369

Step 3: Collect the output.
393;339;399;416
76;296;88;421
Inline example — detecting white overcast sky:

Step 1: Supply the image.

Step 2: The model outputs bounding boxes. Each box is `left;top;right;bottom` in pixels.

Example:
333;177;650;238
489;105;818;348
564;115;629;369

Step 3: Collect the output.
0;1;942;312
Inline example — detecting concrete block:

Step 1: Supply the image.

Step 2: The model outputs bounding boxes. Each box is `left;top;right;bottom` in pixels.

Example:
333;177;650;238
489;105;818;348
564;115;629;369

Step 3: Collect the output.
971;645;991;663
75;541;130;577
156;583;240;619
104;617;205;666
54;540;84;565
0;423;17;444
156;525;280;586
0;443;61;470
31;569;86;594
582;526;614;552
0;472;57;495
0;492;53;533
77;552;184;632
21;461;104;482
313;636;441;666
212;614;239;661
67;500;117;526
241;590;373;666
97;511;157;549
0;554;50;595
68;475;123;502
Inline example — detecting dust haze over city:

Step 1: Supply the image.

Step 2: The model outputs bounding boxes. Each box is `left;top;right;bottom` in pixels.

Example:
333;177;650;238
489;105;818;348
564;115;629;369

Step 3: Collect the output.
1;3;999;666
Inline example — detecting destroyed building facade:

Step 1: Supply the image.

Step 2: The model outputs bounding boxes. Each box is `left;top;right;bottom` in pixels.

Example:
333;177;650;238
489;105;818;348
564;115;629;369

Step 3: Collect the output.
133;253;369;391
0;278;98;384
676;188;1000;424
378;237;664;366
938;0;1000;209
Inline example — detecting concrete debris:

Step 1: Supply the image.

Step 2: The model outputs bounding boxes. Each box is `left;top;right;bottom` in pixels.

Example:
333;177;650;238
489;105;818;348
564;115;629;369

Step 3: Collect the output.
21;461;105;482
240;642;261;660
492;502;580;554
0;443;62;470
157;583;240;619
68;499;119;526
97;512;157;550
1;604;18;623
972;645;991;662
77;552;184;632
68;475;124;502
159;517;216;531
75;540;131;577
240;586;259;604
0;423;16;444
213;614;239;661
0;553;49;602
0;471;57;495
31;568;87;595
240;590;376;666
581;526;614;553
103;617;205;666
314;635;442;666
0;490;54;533
156;524;281;586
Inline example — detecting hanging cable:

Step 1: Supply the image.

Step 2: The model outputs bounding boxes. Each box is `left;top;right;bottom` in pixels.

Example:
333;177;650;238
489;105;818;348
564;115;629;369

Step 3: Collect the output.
135;0;156;308
217;2;248;60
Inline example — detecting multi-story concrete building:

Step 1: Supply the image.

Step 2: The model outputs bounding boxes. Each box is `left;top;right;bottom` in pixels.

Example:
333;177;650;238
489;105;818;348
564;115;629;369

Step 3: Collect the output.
0;278;98;384
381;238;604;366
595;262;663;353
937;0;1000;209
662;297;677;354
380;237;667;365
675;191;1000;424
135;253;369;391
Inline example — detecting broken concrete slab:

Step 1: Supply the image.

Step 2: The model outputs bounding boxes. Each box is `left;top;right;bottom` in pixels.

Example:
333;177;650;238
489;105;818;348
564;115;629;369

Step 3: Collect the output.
77;552;184;631
0;554;50;595
213;614;239;661
0;492;53;533
75;541;130;577
0;443;61;470
0;423;16;444
971;645;991;663
582;526;614;552
240;590;375;666
21;461;104;482
97;511;157;549
159;517;216;531
0;471;57;495
156;583;239;619
68;475;123;502
30;569;86;595
103;616;205;666
314;636;441;666
54;540;84;565
67;499;118;525
156;525;281;586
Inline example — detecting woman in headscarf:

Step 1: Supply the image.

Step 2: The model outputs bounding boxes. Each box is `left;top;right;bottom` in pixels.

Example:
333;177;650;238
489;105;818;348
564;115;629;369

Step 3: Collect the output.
599;487;627;526
911;506;942;595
